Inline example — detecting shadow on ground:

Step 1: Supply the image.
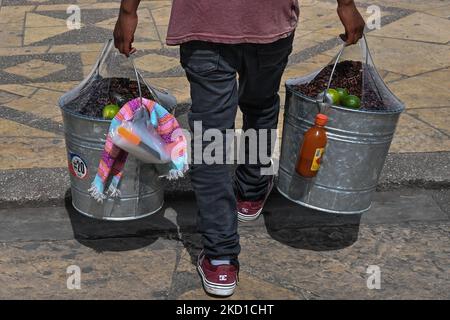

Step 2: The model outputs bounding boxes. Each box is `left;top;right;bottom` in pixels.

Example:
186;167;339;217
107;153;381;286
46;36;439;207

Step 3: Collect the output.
263;194;362;251
65;189;181;252
65;187;361;255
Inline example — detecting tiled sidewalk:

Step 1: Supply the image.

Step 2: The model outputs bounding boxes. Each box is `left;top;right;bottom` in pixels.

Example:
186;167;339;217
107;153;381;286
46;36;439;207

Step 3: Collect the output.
0;0;449;172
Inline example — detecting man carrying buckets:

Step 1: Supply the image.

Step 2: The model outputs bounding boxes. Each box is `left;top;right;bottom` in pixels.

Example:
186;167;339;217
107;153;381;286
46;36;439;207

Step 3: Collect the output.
114;0;365;297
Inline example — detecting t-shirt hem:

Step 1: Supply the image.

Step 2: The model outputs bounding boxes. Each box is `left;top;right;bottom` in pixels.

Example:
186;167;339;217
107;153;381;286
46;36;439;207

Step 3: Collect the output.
165;28;296;46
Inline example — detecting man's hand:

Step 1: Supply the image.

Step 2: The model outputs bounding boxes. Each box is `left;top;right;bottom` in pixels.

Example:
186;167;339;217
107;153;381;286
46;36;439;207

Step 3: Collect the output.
337;0;365;45
114;0;141;56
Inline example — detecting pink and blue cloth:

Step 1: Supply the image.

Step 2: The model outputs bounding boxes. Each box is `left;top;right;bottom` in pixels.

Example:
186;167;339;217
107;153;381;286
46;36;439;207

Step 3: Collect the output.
88;97;188;202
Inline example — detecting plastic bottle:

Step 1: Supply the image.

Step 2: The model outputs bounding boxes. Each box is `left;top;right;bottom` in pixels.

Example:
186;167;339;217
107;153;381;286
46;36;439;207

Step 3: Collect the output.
296;113;328;178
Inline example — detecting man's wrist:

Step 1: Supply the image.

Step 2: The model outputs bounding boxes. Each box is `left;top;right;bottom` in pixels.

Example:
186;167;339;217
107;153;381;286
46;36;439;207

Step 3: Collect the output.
120;0;140;15
337;0;355;7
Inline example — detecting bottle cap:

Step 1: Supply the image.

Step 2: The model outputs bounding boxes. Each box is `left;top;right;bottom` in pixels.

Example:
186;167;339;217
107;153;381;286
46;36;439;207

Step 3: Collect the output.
315;113;328;126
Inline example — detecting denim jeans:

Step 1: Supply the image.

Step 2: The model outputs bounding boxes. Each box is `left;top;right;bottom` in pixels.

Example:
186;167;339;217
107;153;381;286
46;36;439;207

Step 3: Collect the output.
180;34;293;259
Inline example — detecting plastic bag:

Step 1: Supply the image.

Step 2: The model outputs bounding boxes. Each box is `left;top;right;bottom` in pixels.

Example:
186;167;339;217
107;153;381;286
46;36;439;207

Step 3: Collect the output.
111;107;172;164
286;36;403;113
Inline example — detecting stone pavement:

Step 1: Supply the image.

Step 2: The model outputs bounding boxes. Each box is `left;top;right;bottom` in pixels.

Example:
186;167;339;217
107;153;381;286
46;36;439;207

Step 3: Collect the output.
0;0;449;175
0;188;449;299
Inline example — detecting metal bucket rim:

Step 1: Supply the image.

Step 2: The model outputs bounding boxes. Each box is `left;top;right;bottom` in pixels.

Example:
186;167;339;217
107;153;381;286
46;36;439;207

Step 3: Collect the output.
72;200;164;221
275;184;370;215
285;84;405;115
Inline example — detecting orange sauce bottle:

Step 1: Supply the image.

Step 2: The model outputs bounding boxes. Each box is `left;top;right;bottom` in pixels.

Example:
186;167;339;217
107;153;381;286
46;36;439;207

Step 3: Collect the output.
295;113;328;178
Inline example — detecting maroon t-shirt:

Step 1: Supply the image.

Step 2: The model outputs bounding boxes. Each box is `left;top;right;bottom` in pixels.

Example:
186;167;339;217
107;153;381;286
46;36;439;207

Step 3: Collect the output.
166;0;300;45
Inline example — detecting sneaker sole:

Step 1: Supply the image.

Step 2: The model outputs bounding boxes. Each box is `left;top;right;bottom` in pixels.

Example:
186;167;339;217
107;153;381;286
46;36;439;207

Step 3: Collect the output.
237;176;274;223
237;208;263;222
197;265;236;297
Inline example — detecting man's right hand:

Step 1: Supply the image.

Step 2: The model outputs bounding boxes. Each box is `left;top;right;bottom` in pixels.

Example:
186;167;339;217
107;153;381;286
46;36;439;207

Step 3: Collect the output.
337;0;365;45
114;1;140;56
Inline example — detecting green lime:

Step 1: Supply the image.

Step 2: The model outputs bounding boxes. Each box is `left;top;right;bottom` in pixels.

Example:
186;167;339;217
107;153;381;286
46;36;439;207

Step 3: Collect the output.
336;88;349;100
102;104;120;120
318;89;341;105
341;95;361;109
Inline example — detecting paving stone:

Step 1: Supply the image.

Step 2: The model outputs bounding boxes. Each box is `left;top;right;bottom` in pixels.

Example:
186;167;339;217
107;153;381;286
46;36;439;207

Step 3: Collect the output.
390;113;450;153
140;0;172;11
82;65;93;77
0;5;36;25
31;87;63;104
0;90;21;104
81;2;121;10
32;3;79;11
364;36;450;76
0;28;25;48
407;107;450;136
282;54;332;82
382;71;407;83
0;118;66;170
25;81;78;92
151;6;171;26
0;136;66;170
388;68;450;109
47;43;104;54
0;118;57;138
0;53;84;84
4;59;67;80
25;11;68;28
134;41;163;51
239;222;450;299
24;26;73;46
0;240;178;299
292;31;334;55
0;46;50;57
356;0;450;12
95;8;160;41
425;3;450;19
134;54;179;73
0;84;37;97
145;76;191;104
5;96;61;120
370;12;450;44
80;51;100;66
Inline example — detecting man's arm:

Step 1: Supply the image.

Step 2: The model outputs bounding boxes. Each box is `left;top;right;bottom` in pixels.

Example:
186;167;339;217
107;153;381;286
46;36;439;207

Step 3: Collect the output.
336;0;365;45
114;0;141;56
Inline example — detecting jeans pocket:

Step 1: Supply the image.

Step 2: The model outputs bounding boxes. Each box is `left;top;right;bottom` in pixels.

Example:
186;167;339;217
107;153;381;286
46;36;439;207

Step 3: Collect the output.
180;42;220;75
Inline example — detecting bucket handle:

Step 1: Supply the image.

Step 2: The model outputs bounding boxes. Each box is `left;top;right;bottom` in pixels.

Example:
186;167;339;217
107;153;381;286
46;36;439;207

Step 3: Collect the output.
320;34;370;111
130;55;175;113
95;40;172;112
131;57;144;108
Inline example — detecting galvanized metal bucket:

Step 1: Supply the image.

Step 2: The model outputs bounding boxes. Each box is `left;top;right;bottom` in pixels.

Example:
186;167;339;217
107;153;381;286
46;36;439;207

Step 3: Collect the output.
60;111;164;220
277;38;404;214
58;40;170;220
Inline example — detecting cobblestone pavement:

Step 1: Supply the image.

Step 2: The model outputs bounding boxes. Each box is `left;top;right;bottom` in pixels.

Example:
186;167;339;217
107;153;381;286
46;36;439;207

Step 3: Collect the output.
0;0;449;172
0;190;449;299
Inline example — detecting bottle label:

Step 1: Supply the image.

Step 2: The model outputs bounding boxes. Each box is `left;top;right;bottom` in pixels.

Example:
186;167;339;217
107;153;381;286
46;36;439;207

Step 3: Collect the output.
310;148;324;171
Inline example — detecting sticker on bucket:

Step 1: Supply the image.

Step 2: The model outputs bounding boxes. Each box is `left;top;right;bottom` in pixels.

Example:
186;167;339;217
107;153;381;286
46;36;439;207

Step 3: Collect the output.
68;152;88;179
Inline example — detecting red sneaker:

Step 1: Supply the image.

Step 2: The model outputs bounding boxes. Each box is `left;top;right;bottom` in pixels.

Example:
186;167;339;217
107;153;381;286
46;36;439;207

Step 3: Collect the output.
237;176;274;222
197;252;239;297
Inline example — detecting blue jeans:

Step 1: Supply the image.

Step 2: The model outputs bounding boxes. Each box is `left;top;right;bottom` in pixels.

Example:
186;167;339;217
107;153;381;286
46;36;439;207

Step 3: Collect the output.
180;34;293;259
